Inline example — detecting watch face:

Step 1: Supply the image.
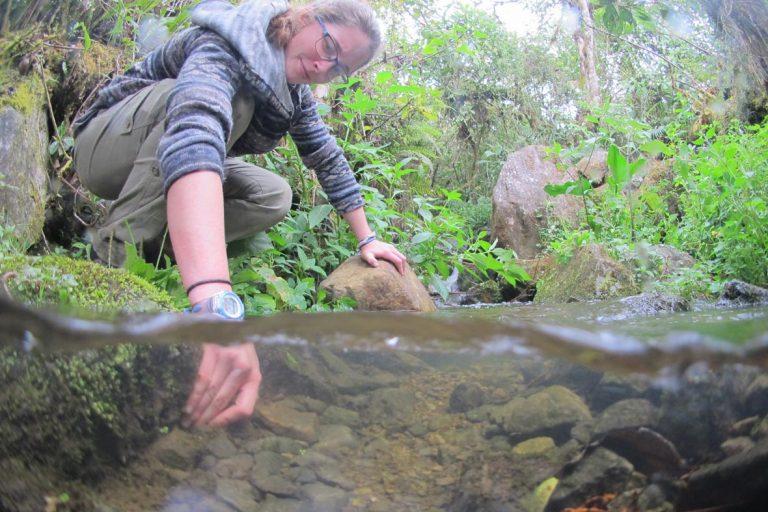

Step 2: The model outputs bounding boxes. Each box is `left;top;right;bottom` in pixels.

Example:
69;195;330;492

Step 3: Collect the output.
215;292;245;319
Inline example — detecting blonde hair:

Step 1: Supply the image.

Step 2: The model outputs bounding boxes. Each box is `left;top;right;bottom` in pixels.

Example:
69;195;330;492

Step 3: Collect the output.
268;0;382;68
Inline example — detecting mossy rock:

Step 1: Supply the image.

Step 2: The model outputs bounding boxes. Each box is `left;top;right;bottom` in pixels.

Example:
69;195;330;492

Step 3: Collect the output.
0;256;197;511
535;244;639;304
0;68;48;249
0;254;178;315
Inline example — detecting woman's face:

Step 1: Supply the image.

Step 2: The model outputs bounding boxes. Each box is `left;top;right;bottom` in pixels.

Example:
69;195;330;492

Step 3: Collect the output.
284;18;372;84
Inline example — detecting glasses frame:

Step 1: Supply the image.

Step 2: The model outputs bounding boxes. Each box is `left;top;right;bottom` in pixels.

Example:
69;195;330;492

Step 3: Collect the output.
314;16;350;83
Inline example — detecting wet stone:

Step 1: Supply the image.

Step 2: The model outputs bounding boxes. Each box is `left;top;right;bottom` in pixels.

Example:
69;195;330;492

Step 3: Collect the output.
721;436;755;457
257;495;302;512
729;416;759;436
299;482;350;512
448;382;486;413
590;373;651;411
214;454;254;479
199;454;218;471
245;436;307;456
314;464;355;490
215;478;261;512
365;387;417;431
745;374;768;415
250;473;300;498
512;437;556;457
153;429;203;471
292;396;328;414
594;399;660;436
547;448;640;511
255;400;319;443
319;405;360;427
207;433;239;459
314;424;357;455
751;415;768;439
251;451;287;480
496;385;592;440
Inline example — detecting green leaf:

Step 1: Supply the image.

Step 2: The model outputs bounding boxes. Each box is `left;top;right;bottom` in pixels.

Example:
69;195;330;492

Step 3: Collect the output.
544;178;592;197
308;204;333;229
607;144;629;185
412;231;433;244
640;140;670;156
375;71;394;85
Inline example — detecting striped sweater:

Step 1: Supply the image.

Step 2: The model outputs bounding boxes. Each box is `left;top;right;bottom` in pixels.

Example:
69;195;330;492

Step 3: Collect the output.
73;0;363;214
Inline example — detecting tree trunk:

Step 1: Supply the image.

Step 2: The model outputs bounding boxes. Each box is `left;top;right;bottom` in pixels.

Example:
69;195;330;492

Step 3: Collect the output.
569;0;601;107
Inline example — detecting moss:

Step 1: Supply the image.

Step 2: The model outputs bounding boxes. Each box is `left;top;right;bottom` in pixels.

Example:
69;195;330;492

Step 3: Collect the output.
535;244;639;304
0;67;44;115
0;254;178;315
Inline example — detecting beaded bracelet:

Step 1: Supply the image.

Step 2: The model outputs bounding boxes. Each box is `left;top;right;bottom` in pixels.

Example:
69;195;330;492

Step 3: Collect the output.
356;232;377;252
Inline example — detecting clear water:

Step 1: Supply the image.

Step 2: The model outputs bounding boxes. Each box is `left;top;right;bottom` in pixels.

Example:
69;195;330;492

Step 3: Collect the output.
1;297;767;511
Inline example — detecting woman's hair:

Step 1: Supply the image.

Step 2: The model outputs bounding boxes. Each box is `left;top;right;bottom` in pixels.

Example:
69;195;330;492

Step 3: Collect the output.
268;0;382;68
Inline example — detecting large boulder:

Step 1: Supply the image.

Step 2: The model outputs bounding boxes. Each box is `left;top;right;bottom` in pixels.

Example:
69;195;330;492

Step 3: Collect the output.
0;255;198;511
490;145;581;258
0;72;48;248
535;244;639;304
319;256;436;312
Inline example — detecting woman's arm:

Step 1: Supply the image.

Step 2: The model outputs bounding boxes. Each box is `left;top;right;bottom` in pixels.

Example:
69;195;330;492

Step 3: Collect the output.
342;206;407;275
167;171;231;303
168;171;261;429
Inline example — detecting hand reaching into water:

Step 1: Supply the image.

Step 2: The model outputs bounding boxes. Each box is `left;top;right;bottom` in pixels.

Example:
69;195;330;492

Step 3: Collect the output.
183;342;261;428
360;240;408;275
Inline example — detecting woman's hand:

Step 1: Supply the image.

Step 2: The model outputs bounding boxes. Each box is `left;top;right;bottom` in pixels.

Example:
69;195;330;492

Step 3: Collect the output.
360;240;408;275
183;342;261;428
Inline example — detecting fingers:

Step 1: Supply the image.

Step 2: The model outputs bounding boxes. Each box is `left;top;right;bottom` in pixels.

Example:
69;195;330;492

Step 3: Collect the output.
361;242;408;275
184;343;262;429
209;379;260;428
363;252;379;268
184;343;219;416
196;367;249;426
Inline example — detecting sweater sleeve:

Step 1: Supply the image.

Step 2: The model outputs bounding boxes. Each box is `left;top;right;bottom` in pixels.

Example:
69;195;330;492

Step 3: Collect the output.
157;32;242;194
289;85;364;214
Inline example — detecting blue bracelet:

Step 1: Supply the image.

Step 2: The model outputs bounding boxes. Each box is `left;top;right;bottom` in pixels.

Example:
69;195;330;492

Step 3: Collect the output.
357;232;377;252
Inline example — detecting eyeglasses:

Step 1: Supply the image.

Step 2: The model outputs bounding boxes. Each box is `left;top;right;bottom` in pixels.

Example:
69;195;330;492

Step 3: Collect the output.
315;16;349;82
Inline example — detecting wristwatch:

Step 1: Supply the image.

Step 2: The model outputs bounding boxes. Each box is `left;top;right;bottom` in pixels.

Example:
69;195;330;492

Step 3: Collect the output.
189;291;245;320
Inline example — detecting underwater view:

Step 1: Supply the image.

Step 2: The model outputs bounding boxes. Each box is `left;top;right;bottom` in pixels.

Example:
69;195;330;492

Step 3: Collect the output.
2;293;768;512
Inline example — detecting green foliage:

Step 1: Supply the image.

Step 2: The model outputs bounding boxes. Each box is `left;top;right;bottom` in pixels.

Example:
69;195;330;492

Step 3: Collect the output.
675;121;768;286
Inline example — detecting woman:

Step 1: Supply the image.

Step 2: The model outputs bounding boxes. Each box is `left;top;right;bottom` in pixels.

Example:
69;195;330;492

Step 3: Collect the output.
72;0;407;428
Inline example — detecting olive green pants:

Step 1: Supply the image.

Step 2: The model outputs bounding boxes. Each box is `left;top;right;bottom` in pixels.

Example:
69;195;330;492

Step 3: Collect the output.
74;79;292;266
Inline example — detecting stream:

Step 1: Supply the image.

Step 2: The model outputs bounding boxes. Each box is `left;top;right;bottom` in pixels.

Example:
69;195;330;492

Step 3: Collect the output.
1;295;767;511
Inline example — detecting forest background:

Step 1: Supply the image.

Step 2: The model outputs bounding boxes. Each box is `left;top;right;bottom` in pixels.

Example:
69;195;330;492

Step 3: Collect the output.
1;0;767;314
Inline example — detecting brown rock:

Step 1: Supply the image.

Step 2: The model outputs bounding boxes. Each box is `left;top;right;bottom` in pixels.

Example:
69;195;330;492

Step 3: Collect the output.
571;150;609;185
255;400;319;443
490;145;581;258
319;256;436;311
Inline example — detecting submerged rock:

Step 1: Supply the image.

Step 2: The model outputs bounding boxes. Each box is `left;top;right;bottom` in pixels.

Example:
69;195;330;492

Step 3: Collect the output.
493;385;592;440
679;439;768;511
448;382;486;413
319;255;436;312
512;437;556;457
215;477;260;512
534;244;639;304
546;448;641;511
594;399;660;436
255;400;319;443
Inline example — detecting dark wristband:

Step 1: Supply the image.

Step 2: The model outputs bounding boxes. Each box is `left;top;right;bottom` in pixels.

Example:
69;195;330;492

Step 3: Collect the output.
186;278;232;295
